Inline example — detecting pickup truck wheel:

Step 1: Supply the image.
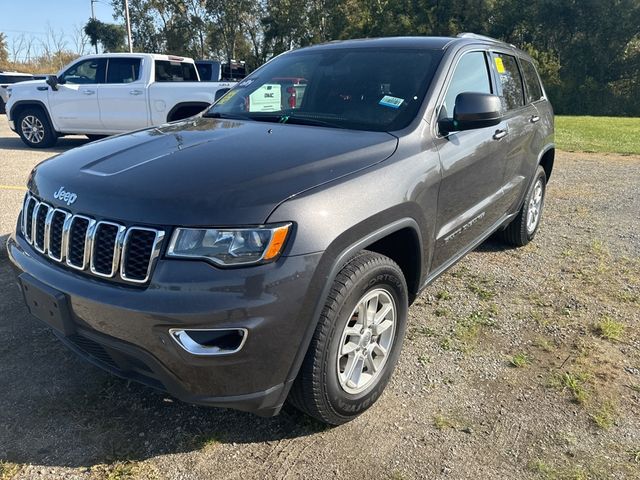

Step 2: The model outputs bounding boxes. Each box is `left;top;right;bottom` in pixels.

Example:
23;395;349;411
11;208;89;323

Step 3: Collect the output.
17;108;57;148
500;165;547;246
289;251;408;425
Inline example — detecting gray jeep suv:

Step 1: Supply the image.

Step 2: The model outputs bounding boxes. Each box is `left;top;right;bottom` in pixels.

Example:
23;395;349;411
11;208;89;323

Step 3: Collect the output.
7;34;554;425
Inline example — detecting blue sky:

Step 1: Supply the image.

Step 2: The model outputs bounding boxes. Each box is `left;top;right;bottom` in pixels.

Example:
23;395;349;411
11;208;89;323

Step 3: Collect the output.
1;0;116;59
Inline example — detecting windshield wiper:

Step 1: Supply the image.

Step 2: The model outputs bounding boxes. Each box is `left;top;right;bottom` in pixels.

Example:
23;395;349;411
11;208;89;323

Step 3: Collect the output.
202;112;249;120
281;115;343;128
245;113;342;129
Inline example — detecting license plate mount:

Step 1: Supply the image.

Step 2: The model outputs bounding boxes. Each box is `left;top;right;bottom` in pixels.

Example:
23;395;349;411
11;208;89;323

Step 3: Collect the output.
19;274;75;336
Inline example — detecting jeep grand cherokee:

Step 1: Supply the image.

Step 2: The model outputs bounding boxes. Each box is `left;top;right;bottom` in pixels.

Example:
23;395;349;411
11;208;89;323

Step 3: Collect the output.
7;34;554;425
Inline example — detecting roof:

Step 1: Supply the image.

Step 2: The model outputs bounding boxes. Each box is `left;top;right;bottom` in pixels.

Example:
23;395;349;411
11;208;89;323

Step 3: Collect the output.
76;53;196;62
297;36;456;52
292;33;515;53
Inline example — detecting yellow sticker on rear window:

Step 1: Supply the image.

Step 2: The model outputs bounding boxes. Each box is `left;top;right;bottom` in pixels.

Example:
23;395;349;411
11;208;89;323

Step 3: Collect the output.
494;57;506;74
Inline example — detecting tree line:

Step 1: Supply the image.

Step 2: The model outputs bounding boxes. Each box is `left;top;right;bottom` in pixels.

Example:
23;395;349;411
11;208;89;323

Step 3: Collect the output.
2;0;639;116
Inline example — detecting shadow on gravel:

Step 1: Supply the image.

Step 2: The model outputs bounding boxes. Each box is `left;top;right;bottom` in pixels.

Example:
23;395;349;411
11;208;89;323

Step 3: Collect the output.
475;234;519;252
0;234;8;260
0;257;324;469
0;133;90;153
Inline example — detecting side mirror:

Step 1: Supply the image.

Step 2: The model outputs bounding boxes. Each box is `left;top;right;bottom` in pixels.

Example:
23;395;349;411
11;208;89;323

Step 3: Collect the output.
439;92;502;135
46;75;59;91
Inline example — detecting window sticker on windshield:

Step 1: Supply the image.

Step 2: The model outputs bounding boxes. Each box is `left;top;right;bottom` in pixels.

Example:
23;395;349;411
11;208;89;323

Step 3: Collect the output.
379;95;404;109
238;78;255;87
216;89;237;105
494;57;506;74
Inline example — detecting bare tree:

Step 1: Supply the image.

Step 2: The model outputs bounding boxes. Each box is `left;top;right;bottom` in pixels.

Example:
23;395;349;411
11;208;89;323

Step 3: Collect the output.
39;24;67;60
72;24;90;55
10;33;35;63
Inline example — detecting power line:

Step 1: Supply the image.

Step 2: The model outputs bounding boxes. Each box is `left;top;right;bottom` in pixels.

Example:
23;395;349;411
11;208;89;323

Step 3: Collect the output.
0;28;48;35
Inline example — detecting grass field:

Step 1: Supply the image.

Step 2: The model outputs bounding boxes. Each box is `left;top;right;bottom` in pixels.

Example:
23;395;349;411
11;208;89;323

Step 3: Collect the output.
555;116;640;155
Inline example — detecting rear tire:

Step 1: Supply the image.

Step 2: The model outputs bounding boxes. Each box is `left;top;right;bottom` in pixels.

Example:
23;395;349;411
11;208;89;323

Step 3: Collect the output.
289;251;408;425
16;108;57;148
499;166;547;246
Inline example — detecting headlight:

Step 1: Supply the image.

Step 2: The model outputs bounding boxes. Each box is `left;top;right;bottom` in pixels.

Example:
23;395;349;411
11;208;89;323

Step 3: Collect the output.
167;223;291;266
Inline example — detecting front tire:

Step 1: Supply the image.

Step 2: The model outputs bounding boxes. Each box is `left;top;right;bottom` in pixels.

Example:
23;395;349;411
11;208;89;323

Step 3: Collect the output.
16;108;57;148
500;165;547;246
289;251;408;425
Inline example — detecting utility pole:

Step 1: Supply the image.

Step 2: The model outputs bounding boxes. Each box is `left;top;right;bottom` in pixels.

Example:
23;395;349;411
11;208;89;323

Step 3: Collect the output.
91;0;98;54
124;0;133;53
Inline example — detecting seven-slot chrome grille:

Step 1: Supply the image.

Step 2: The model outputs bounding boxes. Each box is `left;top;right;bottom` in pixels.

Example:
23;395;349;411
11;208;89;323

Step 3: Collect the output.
20;194;165;284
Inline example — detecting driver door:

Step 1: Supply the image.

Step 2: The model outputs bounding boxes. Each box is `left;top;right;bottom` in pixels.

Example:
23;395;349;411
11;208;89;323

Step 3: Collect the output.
430;50;509;271
48;58;106;132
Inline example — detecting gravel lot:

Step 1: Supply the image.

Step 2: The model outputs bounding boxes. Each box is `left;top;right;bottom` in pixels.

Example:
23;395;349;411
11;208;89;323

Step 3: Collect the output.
1;120;639;480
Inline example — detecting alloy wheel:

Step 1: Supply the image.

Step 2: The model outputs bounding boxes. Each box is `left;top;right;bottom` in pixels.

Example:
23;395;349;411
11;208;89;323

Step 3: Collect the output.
21;115;45;144
526;179;544;234
336;288;396;394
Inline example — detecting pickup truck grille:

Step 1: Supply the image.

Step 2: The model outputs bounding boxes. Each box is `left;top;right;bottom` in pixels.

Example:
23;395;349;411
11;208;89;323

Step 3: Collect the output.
20;194;165;284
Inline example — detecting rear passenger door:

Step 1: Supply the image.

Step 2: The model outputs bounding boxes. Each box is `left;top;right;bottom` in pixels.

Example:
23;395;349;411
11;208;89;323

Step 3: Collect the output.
489;51;540;213
98;57;149;132
431;50;510;271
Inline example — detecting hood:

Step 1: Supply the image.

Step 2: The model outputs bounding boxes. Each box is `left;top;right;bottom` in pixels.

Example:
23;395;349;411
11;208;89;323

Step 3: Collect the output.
28;117;398;226
7;79;46;88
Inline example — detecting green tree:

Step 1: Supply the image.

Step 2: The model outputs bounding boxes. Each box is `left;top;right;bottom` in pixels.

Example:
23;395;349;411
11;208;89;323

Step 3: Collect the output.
206;0;256;64
84;18;126;53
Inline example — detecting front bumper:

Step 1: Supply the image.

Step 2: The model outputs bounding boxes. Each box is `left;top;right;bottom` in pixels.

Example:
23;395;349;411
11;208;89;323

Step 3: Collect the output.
7;233;323;416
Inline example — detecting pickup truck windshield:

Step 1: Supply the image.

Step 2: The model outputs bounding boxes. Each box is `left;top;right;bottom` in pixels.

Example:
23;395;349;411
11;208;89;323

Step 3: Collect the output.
206;48;443;131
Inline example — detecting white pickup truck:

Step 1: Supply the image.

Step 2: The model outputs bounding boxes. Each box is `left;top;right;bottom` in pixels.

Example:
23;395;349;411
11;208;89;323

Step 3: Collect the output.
5;53;234;148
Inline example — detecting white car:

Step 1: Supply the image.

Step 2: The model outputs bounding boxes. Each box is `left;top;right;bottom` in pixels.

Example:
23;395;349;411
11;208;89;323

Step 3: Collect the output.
0;71;34;114
5;53;233;148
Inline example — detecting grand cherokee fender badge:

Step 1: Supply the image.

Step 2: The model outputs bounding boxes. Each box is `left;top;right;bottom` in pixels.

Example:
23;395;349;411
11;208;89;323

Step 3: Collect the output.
53;186;78;206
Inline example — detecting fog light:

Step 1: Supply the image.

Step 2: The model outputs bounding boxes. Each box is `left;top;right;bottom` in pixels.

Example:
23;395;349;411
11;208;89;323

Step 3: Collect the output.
169;328;247;356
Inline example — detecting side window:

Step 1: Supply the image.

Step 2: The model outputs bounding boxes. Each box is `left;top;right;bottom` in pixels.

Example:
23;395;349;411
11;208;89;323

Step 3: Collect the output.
155;60;199;82
106;58;141;84
60;59;106;84
196;63;213;81
491;52;525;111
520;59;543;103
442;51;492;117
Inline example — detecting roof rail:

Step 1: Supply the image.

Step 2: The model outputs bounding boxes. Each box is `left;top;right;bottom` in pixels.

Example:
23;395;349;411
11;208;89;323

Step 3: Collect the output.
456;32;501;42
457;32;517;48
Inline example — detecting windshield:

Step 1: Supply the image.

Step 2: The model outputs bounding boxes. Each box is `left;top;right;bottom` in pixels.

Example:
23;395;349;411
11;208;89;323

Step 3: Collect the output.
206;47;443;131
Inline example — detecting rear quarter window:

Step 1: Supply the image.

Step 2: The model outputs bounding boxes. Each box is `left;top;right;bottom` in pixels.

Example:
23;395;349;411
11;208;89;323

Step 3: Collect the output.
520;59;544;103
491;52;525;111
155;60;199;82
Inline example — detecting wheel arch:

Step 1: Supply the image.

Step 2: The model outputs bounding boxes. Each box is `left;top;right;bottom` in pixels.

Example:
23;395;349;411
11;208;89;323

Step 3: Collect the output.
322;217;424;302
166;102;211;122
276;217;425;409
10;100;58;133
538;145;555;182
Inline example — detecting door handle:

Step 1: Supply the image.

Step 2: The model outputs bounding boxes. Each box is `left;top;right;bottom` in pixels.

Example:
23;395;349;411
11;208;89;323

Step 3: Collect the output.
530;115;540;123
82;89;95;95
129;89;143;96
493;129;508;140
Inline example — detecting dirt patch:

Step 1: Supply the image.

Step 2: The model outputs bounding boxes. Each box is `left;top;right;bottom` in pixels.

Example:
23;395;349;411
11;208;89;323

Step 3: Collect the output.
0;150;638;479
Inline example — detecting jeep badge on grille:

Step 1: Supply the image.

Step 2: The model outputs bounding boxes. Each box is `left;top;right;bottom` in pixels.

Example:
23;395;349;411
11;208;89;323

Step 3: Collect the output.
53;187;77;206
